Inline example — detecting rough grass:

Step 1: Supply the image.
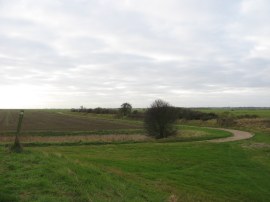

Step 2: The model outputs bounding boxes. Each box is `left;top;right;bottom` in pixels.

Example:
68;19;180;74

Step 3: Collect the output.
236;118;270;133
179;118;270;134
0;134;150;144
0;125;232;145
1;133;270;202
176;125;232;141
0;129;145;137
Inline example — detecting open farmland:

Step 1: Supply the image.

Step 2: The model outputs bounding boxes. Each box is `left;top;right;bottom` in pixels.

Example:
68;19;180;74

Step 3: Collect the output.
0;110;141;134
1;109;269;201
0;110;232;144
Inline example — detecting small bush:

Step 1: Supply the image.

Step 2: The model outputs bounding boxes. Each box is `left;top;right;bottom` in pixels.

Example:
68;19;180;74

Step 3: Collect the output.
217;112;236;127
237;114;259;119
144;99;178;139
177;108;218;121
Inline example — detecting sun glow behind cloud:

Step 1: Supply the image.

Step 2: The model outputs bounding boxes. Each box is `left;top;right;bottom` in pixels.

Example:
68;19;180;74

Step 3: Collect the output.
0;85;50;108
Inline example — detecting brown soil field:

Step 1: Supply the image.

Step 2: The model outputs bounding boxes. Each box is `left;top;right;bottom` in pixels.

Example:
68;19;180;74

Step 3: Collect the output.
0;110;140;132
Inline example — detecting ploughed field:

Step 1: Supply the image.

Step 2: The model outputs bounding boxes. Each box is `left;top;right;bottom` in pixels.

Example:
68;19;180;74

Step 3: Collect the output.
0;110;140;133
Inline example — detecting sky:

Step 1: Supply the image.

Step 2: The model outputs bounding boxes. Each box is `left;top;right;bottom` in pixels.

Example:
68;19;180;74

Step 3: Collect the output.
0;0;270;108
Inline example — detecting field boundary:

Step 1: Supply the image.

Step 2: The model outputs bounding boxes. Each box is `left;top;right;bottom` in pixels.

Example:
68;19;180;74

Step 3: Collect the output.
0;125;253;146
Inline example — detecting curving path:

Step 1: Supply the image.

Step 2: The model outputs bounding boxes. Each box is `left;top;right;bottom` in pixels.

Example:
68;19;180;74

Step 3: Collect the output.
207;128;253;143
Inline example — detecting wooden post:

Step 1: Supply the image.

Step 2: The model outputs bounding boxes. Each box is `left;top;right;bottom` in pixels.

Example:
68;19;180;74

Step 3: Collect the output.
16;110;24;134
11;110;24;152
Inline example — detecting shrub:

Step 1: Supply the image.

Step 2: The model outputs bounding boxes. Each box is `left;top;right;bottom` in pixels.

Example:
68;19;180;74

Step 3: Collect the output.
217;112;236;127
144;99;178;139
177;108;218;120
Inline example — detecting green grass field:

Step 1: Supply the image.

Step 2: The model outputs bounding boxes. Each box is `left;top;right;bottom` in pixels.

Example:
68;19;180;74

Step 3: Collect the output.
0;109;269;201
197;108;270;118
1;131;270;202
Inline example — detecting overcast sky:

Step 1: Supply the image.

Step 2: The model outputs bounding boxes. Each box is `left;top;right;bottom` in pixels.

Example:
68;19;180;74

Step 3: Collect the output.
0;0;270;108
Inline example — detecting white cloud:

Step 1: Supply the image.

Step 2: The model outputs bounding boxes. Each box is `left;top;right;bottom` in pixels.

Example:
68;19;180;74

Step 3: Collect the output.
0;0;269;108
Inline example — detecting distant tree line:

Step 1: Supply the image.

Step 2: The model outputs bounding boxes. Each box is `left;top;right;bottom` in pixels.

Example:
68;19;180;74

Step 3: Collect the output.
71;107;118;114
71;101;262;138
236;114;258;119
71;106;218;121
176;108;218;121
70;103;134;117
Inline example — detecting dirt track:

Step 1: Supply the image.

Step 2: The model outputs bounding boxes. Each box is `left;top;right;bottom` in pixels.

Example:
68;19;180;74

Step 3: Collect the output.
207;128;253;143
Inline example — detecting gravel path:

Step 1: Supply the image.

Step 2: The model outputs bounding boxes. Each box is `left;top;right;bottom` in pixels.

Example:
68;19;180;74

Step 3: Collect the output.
207;128;253;143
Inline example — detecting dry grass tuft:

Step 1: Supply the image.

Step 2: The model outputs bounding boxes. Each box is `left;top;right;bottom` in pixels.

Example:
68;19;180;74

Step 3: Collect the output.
177;130;208;138
167;194;178;202
0;134;150;143
242;143;270;149
237;118;270;132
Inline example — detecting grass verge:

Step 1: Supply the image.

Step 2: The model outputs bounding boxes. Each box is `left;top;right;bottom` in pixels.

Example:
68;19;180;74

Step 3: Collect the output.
1;133;270;201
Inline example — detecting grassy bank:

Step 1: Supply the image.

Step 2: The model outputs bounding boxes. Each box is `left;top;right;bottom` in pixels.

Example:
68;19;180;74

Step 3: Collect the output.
1;132;270;201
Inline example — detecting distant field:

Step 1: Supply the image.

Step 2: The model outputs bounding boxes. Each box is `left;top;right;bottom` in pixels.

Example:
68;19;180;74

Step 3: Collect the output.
0;110;141;134
196;108;270;118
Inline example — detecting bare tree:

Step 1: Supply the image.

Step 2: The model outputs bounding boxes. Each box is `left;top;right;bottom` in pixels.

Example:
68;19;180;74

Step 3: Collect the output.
144;99;178;139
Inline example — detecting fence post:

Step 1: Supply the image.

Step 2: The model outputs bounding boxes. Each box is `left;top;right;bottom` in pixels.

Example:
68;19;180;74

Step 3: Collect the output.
11;110;24;152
